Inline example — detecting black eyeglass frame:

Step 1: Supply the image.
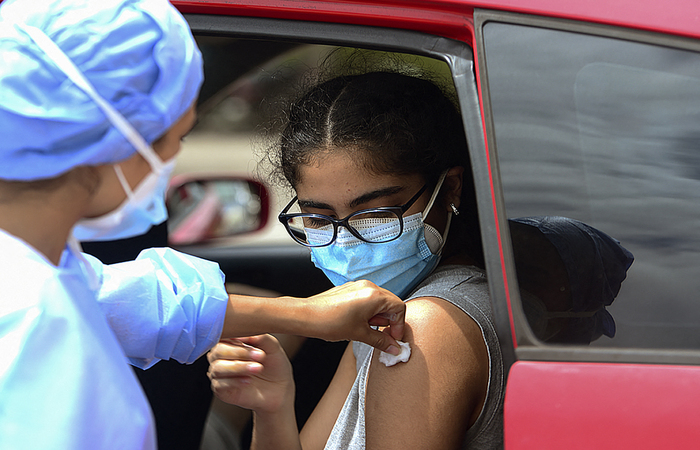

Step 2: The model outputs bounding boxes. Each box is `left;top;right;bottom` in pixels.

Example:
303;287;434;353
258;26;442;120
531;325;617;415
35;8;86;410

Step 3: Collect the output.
278;183;429;247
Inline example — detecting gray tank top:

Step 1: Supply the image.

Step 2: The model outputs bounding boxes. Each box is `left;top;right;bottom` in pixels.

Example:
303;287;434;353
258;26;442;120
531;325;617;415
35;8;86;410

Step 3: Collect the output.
324;265;504;449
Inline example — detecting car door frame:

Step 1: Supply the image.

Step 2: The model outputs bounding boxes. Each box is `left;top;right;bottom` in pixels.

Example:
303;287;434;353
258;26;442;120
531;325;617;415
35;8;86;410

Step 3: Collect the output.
181;11;519;365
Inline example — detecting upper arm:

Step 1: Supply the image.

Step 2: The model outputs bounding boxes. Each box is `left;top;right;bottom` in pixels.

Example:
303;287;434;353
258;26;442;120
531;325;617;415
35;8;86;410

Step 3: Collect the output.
300;342;357;450
365;297;490;449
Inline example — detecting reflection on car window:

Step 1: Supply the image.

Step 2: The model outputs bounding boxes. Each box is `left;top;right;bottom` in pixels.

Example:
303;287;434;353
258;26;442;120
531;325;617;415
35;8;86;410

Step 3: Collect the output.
484;23;700;350
168;179;263;245
509;216;634;345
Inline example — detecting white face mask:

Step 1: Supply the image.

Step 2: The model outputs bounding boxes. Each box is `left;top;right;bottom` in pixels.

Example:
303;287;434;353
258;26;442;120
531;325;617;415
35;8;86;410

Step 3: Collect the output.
73;155;176;241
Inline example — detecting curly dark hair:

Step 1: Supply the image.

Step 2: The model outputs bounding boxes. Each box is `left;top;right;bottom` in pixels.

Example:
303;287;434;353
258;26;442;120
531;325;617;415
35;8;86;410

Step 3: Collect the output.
271;70;483;266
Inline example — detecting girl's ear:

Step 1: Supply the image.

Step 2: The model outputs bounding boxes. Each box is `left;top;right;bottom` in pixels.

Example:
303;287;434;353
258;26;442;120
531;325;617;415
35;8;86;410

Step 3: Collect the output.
442;166;464;210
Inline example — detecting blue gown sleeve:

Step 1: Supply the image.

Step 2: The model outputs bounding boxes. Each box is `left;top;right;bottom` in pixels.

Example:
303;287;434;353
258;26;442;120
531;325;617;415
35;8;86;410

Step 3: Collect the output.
84;247;228;369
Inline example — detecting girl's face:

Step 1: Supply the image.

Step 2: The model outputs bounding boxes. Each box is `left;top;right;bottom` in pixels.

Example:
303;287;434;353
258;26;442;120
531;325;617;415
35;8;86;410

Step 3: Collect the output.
294;150;452;232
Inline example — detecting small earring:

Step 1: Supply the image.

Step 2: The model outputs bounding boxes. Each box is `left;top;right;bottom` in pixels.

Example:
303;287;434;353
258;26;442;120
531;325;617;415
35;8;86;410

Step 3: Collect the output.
450;203;460;216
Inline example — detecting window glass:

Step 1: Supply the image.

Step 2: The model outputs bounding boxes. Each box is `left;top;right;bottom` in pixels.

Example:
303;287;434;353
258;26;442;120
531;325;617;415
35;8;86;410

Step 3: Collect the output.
483;23;700;349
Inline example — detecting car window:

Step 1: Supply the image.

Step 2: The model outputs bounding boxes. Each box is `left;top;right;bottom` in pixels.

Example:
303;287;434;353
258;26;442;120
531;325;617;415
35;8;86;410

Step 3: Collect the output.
482;21;700;350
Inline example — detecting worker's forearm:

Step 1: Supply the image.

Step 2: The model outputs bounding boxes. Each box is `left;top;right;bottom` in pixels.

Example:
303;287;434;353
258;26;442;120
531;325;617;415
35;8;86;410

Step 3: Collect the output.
219;282;407;351
220;294;311;339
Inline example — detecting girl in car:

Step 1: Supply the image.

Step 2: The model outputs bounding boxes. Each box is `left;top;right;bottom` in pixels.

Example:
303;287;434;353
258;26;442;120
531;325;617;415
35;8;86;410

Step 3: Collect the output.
208;71;505;449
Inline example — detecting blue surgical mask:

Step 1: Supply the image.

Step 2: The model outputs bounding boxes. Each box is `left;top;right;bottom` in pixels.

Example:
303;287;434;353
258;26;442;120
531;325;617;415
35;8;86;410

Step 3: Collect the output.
308;174;452;298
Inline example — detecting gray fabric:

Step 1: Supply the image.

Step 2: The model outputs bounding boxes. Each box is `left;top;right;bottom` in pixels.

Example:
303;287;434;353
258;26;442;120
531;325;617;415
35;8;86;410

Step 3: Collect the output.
325;265;504;449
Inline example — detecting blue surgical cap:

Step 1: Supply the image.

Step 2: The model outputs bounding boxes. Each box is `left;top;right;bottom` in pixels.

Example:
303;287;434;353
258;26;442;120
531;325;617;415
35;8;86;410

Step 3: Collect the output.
0;0;203;181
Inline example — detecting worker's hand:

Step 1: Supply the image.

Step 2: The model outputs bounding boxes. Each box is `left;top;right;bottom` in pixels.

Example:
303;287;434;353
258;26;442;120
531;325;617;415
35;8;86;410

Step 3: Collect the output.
304;280;406;355
207;336;294;414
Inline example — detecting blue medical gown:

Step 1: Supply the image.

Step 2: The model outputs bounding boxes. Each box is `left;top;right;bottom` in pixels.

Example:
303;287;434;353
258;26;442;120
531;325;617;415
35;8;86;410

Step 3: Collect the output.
0;230;228;449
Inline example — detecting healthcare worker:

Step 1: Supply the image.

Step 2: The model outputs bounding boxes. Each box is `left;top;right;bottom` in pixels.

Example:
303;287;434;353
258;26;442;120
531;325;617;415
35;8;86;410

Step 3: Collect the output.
0;0;405;448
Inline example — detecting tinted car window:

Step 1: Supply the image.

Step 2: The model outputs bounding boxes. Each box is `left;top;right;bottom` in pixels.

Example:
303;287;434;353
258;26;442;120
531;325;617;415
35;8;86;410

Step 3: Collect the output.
483;22;700;350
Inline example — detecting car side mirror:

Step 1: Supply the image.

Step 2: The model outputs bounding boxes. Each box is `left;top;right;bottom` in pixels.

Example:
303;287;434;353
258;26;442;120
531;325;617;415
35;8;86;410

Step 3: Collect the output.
166;175;270;246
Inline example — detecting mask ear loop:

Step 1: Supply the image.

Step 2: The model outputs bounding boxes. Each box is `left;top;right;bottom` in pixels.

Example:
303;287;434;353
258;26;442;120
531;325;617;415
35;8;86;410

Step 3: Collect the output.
66;234;101;291
17;24;165;174
421;170;449;219
113;165;136;201
421;170;452;255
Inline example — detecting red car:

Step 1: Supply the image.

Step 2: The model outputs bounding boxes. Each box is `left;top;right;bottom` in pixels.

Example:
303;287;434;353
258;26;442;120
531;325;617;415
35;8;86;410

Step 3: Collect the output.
168;1;700;448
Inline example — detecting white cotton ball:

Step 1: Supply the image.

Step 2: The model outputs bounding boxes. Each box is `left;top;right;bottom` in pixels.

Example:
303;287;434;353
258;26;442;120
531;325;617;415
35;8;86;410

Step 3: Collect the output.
378;341;411;367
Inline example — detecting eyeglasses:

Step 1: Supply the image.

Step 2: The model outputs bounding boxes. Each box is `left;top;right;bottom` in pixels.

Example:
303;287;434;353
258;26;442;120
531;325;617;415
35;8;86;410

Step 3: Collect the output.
278;184;428;247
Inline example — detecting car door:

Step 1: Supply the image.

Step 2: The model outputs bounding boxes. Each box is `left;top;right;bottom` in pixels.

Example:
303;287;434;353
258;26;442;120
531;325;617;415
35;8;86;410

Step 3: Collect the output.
473;9;700;448
175;2;700;448
173;2;501;443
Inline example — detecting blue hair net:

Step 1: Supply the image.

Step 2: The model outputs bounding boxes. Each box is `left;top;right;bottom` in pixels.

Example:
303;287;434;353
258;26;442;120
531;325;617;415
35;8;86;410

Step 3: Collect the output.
0;0;203;181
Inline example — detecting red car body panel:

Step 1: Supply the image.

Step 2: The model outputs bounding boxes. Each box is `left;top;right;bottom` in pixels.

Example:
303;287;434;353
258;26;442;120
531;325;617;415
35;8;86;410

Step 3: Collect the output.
174;0;700;40
175;0;475;43
506;361;700;449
